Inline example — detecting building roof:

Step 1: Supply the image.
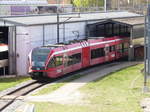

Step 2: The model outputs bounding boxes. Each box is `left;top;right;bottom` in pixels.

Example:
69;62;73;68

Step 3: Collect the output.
113;17;145;26
0;11;143;26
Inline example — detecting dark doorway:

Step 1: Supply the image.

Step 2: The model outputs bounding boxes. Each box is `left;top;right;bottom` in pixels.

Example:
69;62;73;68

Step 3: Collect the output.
0;27;8;44
0;27;9;75
86;20;130;38
134;46;144;60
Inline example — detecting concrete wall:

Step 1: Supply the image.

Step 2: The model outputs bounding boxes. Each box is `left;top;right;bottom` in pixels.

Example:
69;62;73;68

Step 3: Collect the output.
16;26;30;75
16;22;86;75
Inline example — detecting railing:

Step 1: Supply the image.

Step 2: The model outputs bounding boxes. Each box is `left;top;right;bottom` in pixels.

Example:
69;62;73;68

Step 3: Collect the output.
0;4;147;17
0;5;106;16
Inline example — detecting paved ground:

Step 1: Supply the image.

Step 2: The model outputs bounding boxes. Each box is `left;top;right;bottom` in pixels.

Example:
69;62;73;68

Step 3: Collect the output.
141;98;150;112
25;61;141;105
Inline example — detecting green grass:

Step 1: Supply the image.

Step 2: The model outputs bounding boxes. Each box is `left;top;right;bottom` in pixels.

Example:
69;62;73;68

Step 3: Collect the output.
33;64;149;112
80;64;145;112
0;76;31;91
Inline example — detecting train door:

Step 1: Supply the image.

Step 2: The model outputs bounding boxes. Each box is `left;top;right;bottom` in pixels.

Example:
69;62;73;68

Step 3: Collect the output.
104;44;110;62
116;43;123;59
63;52;73;74
72;52;82;71
109;45;116;61
47;54;63;78
82;47;90;68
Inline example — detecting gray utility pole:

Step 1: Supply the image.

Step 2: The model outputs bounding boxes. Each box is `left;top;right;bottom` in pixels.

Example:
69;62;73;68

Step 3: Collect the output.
117;0;120;10
57;0;60;43
144;4;150;92
104;0;107;12
57;9;60;43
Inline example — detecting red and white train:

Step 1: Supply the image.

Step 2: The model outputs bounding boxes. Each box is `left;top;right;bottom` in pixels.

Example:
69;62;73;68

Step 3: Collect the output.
28;36;129;79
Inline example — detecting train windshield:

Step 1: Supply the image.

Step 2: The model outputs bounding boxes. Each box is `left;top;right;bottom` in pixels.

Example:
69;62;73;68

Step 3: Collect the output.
31;48;50;68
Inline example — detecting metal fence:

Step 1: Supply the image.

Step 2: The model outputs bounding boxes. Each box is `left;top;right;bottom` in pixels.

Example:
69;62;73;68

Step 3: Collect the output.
0;5;106;16
0;0;149;16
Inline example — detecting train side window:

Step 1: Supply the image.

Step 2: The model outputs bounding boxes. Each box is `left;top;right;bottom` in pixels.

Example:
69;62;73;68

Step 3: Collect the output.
109;46;112;52
109;45;115;52
48;57;56;68
112;45;115;51
124;42;129;49
64;55;68;67
68;55;73;66
91;48;105;59
72;53;81;64
55;56;63;67
117;44;122;49
48;56;63;68
116;44;119;49
116;44;123;53
67;53;81;66
122;43;124;52
120;44;123;49
123;43;129;52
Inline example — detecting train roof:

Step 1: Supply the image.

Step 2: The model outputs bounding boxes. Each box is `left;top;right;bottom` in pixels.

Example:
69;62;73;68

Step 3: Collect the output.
42;37;119;49
88;37;104;39
43;44;65;47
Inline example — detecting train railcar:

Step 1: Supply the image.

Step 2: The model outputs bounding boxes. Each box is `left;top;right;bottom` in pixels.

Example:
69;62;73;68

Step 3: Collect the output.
28;36;129;79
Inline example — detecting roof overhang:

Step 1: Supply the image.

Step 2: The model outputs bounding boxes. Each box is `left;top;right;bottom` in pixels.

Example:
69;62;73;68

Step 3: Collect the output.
113;17;144;27
87;17;145;28
0;11;144;26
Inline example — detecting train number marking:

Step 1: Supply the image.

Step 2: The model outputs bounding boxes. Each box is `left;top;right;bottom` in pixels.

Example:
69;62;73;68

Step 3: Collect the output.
111;54;115;57
57;69;62;73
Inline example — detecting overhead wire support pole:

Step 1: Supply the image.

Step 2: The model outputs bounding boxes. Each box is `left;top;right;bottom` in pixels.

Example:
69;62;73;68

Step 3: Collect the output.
104;0;107;12
57;8;60;44
57;0;60;44
144;14;148;91
129;26;134;61
117;0;120;11
144;4;149;92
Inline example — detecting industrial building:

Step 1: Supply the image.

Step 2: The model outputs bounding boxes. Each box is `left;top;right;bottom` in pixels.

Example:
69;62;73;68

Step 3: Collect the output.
0;11;144;76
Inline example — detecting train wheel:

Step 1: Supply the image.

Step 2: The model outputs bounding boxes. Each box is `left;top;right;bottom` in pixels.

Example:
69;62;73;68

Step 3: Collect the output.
30;72;52;82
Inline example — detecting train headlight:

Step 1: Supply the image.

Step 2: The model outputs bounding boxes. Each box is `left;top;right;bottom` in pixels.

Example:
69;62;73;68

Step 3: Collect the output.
32;62;35;66
37;68;40;70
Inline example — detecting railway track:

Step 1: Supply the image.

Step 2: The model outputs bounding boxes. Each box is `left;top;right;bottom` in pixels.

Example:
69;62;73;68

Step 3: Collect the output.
0;61;141;112
0;81;47;112
0;62;118;111
0;75;75;111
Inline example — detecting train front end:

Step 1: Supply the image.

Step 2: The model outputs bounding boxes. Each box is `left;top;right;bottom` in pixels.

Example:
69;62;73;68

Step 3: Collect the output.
28;47;50;79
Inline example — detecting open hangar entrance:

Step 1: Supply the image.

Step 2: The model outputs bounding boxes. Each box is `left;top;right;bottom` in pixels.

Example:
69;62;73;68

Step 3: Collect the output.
0;27;9;75
86;17;145;61
0;22;17;76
